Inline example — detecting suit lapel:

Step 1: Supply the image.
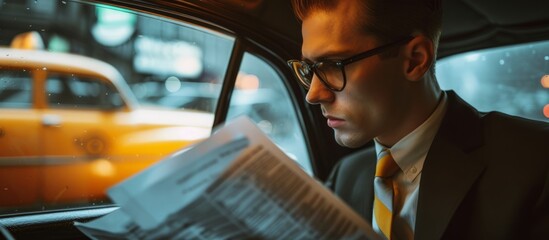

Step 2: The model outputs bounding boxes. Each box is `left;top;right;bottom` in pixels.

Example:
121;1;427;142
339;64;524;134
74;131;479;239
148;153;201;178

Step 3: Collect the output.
414;135;485;239
356;149;376;222
328;147;377;222
414;91;487;240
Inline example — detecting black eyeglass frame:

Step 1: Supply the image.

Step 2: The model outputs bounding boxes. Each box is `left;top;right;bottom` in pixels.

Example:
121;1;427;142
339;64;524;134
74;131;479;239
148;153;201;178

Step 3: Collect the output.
287;35;415;92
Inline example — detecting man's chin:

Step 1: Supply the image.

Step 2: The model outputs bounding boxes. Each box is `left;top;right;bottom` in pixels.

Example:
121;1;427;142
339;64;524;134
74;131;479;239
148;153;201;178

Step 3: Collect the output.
334;131;370;148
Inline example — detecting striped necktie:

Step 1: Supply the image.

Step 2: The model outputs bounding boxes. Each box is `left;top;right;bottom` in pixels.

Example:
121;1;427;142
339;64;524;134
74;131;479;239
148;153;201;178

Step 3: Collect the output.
374;149;400;239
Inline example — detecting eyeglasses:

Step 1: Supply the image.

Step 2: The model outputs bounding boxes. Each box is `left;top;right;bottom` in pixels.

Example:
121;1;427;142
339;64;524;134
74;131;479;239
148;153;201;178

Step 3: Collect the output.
287;36;414;92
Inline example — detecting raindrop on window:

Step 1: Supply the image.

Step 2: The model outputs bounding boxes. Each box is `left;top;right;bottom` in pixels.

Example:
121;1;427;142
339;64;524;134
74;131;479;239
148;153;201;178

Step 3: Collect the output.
544;56;549;61
165;76;181;92
499;59;505;65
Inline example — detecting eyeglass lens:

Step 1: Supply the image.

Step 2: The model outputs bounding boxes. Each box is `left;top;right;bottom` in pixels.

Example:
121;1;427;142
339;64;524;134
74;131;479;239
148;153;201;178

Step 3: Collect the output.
315;62;344;90
291;61;344;90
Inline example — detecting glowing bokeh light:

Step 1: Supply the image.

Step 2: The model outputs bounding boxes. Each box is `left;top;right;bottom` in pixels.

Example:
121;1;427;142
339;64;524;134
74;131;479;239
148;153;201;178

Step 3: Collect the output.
92;159;116;177
235;72;260;90
541;75;549;88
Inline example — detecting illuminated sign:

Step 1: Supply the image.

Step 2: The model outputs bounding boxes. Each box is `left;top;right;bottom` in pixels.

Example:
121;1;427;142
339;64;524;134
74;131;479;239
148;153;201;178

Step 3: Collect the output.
92;5;136;47
133;36;203;78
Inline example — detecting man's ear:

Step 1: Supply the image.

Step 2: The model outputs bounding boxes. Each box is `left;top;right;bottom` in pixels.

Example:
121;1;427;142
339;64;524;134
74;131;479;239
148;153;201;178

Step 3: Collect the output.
402;35;434;81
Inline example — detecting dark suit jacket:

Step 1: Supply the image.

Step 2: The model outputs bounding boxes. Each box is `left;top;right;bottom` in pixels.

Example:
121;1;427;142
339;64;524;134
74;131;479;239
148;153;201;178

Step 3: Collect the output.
326;91;549;240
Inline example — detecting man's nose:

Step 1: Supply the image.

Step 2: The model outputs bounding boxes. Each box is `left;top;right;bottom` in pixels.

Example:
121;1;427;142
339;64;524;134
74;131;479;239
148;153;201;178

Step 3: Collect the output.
305;75;335;104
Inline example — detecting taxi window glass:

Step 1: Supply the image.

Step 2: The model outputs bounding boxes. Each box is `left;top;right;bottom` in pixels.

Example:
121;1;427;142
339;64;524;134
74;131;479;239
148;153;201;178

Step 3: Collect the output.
46;75;123;109
0;70;32;108
0;0;234;215
226;53;312;175
437;40;549;122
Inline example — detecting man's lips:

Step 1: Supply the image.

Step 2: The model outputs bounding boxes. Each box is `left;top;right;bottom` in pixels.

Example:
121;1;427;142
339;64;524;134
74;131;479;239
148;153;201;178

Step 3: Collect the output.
325;115;345;128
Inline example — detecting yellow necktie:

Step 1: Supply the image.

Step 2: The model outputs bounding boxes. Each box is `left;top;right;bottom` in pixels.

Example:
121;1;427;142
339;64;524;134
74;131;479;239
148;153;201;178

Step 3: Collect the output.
374;149;400;239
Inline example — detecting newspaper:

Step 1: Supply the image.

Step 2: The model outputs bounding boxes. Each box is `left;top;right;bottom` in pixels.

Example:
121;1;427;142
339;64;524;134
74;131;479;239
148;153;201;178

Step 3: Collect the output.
75;116;381;240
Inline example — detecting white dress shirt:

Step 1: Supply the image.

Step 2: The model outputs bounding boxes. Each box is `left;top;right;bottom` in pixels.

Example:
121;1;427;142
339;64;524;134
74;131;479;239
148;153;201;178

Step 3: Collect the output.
372;92;448;240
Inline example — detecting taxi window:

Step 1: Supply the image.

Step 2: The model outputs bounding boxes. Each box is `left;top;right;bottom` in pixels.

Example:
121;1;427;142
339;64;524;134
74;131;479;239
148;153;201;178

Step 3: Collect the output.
0;1;234;215
437;40;549;122
46;75;123;109
0;70;32;108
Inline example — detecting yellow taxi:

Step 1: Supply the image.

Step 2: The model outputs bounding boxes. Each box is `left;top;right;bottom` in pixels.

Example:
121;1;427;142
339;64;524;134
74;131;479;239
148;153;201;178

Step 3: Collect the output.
0;33;214;208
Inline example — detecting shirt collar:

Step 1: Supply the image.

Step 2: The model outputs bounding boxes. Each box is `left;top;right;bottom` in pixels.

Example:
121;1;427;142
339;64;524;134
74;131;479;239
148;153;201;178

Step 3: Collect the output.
375;92;448;182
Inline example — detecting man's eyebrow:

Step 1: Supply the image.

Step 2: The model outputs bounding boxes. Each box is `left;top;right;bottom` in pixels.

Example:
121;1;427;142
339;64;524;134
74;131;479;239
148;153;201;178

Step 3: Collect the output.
301;50;356;62
300;56;315;62
302;54;336;61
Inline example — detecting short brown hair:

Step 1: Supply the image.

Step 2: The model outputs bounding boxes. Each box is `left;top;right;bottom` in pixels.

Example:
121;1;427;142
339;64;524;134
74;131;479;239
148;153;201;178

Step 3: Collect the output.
291;0;443;75
291;0;442;42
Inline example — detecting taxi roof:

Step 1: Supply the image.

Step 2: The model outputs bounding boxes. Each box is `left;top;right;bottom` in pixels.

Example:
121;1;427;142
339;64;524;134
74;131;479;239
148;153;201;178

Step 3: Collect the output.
0;47;140;108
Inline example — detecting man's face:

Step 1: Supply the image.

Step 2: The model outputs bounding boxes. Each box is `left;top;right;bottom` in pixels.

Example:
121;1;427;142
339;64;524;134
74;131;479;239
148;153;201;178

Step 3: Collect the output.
301;2;411;148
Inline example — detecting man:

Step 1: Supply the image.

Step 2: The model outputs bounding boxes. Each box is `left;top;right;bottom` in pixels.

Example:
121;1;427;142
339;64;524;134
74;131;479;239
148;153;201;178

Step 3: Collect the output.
287;0;549;239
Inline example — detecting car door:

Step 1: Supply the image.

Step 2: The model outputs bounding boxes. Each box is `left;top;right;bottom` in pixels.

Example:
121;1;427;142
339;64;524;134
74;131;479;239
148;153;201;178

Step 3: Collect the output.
40;72;129;204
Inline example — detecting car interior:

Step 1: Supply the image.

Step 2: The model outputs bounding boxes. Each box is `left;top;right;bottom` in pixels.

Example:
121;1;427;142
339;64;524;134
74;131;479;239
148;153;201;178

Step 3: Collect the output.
0;0;548;239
